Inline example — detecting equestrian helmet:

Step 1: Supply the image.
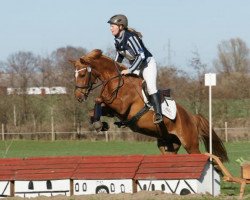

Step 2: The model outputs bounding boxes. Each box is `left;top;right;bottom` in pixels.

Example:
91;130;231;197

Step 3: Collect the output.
107;14;128;28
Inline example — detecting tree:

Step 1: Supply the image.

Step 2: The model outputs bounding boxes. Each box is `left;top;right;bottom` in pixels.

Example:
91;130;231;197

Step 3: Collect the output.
51;46;87;89
50;46;90;131
6;51;38;88
213;38;250;99
37;56;57;87
214;38;250;74
188;51;208;114
5;51;39;123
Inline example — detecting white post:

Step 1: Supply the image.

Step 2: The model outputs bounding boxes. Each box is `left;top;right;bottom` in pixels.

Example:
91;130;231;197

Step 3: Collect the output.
225;122;228;142
1;124;4;141
209;84;212;156
51;107;55;141
13;105;17;127
205;73;216;196
105;131;108;142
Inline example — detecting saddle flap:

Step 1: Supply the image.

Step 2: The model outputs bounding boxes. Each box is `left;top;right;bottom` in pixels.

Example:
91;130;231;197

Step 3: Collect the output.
161;98;177;120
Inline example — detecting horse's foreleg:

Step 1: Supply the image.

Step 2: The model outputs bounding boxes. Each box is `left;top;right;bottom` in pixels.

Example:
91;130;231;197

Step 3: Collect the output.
88;102;103;132
89;99;112;132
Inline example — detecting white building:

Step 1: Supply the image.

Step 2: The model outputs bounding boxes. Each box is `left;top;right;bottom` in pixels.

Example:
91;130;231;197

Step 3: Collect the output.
13;156;81;198
135;154;220;196
72;155;143;195
7;87;67;95
0;154;221;198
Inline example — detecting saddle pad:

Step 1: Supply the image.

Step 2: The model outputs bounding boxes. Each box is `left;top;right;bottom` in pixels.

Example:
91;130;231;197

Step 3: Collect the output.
142;90;177;120
161;98;177;120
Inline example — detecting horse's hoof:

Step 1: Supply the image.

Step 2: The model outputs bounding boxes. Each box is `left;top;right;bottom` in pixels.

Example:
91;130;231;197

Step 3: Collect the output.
101;122;110;131
93;121;103;132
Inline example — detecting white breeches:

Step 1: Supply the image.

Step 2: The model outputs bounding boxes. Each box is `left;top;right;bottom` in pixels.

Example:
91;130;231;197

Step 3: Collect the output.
142;57;158;95
132;57;158;95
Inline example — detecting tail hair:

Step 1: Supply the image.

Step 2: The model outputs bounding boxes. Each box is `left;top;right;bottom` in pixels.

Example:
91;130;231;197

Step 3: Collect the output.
194;114;229;162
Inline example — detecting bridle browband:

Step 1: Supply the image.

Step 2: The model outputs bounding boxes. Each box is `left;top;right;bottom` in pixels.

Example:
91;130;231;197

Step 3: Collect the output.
75;61;123;103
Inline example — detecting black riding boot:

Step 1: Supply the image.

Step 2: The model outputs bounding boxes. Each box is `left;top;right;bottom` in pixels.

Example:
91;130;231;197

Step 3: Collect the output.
92;103;103;132
93;103;102;122
150;92;163;124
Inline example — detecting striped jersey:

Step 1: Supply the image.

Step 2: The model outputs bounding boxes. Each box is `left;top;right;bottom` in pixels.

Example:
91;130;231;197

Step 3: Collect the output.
114;30;152;73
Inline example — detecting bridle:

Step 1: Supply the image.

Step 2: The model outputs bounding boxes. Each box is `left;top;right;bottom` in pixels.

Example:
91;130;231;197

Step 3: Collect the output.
75;67;91;88
75;62;123;103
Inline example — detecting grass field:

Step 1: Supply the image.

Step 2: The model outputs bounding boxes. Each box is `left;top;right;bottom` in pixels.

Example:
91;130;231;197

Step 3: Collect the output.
0;140;250;198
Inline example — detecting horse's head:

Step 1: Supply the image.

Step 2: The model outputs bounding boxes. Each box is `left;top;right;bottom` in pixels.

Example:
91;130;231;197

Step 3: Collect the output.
69;50;102;102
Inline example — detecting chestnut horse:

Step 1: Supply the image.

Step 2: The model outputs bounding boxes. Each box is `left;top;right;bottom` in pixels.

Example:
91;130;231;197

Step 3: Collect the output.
70;49;228;162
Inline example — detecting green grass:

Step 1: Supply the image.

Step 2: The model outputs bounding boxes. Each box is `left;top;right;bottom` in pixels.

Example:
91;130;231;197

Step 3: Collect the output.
0;140;250;198
0;140;160;158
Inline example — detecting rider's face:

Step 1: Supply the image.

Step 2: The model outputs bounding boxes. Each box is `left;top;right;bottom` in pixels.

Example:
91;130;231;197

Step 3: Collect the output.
110;24;123;37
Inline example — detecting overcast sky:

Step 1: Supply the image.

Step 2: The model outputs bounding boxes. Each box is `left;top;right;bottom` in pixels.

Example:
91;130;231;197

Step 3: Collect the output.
1;0;249;72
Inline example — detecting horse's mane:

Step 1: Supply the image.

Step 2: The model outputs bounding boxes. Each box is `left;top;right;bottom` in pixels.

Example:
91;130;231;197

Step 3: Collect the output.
80;49;126;71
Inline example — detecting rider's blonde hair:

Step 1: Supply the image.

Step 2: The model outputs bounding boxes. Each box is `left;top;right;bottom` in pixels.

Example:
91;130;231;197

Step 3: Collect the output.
127;27;143;38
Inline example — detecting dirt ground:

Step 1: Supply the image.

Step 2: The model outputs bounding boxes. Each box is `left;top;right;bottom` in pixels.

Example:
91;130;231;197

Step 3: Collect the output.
4;191;248;200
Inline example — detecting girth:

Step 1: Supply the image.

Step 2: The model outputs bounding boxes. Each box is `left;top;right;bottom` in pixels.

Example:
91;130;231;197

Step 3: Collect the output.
114;104;150;128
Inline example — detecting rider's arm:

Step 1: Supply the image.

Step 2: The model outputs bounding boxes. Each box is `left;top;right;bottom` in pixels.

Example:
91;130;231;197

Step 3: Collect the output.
127;35;145;73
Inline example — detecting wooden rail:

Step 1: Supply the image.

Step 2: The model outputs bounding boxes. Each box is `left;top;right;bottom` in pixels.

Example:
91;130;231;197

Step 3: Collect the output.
205;153;250;199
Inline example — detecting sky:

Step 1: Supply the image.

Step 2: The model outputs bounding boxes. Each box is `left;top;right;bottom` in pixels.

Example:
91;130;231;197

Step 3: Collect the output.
0;0;250;72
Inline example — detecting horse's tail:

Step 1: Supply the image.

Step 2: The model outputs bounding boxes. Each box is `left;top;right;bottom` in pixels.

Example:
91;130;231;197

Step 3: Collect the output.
193;114;229;162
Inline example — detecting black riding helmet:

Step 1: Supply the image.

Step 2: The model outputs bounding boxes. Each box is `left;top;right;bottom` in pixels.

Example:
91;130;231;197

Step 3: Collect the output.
107;14;128;28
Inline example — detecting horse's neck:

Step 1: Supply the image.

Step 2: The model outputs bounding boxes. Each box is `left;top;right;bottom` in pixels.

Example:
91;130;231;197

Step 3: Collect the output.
94;60;120;80
94;57;143;107
106;75;144;117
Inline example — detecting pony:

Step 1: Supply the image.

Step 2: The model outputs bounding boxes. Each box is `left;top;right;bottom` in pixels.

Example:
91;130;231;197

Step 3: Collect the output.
69;49;228;162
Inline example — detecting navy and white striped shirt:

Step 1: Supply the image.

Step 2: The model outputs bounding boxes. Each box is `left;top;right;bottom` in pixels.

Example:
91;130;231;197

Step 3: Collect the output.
114;30;152;73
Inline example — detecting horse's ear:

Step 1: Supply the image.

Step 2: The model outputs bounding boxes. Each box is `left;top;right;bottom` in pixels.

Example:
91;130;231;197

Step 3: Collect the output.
68;59;76;66
79;57;89;65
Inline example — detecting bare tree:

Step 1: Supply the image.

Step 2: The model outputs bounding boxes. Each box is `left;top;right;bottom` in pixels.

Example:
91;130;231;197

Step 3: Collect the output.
37;56;57;87
214;38;250;74
6;51;38;88
50;46;89;130
157;65;192;101
189;51;208;114
51;46;87;88
5;51;39;123
213;38;250;99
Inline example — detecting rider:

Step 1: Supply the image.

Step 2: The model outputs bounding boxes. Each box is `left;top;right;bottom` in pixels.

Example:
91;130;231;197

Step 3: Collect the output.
107;14;163;124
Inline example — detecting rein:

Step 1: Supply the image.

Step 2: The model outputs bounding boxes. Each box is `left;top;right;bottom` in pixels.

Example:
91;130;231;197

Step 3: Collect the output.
100;61;124;104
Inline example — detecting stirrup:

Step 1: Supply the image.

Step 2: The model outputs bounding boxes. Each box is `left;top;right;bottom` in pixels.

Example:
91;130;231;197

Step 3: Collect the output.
153;113;163;124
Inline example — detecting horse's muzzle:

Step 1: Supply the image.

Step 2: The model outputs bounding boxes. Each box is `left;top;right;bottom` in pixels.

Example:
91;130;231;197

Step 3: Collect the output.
77;94;88;102
75;89;88;103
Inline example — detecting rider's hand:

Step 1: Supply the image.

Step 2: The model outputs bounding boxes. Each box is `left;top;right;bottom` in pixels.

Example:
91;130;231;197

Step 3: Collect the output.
121;69;129;75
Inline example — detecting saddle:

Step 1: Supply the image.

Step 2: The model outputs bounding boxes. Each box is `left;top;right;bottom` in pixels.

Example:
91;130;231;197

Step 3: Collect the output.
142;81;172;103
114;81;176;128
141;81;176;120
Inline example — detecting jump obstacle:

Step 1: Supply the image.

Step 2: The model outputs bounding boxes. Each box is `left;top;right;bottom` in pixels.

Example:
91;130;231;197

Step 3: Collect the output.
0;153;246;198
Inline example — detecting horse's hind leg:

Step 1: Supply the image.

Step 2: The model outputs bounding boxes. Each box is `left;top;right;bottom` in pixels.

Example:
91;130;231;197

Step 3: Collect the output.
180;127;201;154
157;134;181;154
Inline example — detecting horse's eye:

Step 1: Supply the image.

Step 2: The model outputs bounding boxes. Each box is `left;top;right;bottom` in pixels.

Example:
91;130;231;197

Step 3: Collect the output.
79;72;86;77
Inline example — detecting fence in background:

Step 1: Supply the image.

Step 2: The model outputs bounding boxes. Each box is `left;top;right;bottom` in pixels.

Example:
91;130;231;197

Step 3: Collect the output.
1;123;250;142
